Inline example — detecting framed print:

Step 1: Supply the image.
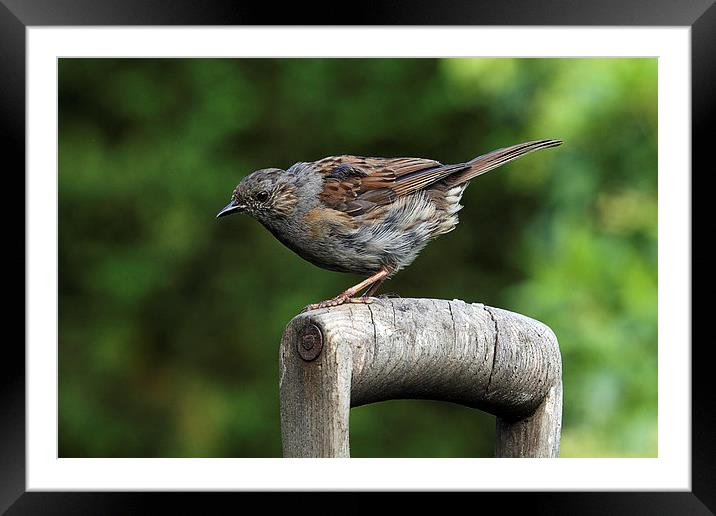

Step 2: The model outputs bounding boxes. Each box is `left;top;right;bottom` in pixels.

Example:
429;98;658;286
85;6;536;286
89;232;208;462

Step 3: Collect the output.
5;0;709;513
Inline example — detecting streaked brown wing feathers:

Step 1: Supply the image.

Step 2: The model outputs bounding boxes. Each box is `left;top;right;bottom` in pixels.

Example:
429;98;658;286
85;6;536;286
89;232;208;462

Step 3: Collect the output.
314;140;562;216
318;155;460;216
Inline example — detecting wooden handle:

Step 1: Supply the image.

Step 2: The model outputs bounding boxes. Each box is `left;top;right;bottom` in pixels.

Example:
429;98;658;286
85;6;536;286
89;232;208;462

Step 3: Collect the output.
279;298;562;458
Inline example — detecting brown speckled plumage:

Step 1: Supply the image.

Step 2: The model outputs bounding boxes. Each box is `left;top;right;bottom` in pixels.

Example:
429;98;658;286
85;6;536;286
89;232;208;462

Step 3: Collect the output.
217;139;562;309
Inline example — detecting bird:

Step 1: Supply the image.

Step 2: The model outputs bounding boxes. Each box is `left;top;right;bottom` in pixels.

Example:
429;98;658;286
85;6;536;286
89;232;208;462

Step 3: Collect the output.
217;139;562;311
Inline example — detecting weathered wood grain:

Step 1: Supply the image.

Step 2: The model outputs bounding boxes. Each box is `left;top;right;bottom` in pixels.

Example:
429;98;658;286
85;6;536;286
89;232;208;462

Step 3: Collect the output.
279;298;562;458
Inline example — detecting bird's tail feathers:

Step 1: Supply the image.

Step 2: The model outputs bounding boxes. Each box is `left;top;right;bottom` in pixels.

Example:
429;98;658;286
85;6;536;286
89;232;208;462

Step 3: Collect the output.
446;139;563;186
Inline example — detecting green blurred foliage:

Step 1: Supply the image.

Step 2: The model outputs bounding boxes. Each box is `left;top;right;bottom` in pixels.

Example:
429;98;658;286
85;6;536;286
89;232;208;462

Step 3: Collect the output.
58;58;657;458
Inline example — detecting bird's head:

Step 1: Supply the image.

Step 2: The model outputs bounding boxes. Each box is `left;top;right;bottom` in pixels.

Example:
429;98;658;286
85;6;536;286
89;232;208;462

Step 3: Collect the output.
216;168;298;224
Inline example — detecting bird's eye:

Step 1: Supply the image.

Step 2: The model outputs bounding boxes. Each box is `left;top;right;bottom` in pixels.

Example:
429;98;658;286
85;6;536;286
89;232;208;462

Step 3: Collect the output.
256;191;269;203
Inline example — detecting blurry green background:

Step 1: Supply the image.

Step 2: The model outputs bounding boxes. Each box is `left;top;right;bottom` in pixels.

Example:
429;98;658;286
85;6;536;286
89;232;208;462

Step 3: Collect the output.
58;58;657;458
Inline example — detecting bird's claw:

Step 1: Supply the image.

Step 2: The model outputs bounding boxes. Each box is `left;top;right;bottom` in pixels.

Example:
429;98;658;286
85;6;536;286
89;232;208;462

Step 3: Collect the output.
348;296;375;304
302;295;374;312
302;295;348;312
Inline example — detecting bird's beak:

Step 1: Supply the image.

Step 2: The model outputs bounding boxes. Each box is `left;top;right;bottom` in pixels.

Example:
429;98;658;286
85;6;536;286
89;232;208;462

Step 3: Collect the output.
216;201;245;219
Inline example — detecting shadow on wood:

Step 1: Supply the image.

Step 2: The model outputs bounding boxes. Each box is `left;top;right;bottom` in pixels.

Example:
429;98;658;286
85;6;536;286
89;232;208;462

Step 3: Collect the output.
279;298;562;458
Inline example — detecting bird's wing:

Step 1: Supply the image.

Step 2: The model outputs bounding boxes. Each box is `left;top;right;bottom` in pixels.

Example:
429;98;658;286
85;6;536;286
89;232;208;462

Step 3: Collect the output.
316;155;469;216
315;140;563;216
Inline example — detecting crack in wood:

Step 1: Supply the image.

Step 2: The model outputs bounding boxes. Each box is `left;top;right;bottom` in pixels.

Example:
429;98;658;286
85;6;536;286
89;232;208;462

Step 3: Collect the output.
483;305;500;397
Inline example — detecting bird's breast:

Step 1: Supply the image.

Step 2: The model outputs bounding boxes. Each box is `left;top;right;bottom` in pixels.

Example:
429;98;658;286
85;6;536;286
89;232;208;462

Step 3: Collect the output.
264;190;464;276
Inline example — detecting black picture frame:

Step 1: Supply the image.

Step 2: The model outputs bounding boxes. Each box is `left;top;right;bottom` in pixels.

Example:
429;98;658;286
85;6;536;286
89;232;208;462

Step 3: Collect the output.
4;0;709;513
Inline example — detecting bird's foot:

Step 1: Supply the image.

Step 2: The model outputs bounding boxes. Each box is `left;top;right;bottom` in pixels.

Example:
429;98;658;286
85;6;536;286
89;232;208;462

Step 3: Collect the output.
303;294;349;312
303;295;375;312
348;296;375;304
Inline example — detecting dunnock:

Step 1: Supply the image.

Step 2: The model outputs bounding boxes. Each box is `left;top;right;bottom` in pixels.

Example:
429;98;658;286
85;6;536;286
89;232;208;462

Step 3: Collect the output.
217;139;562;310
